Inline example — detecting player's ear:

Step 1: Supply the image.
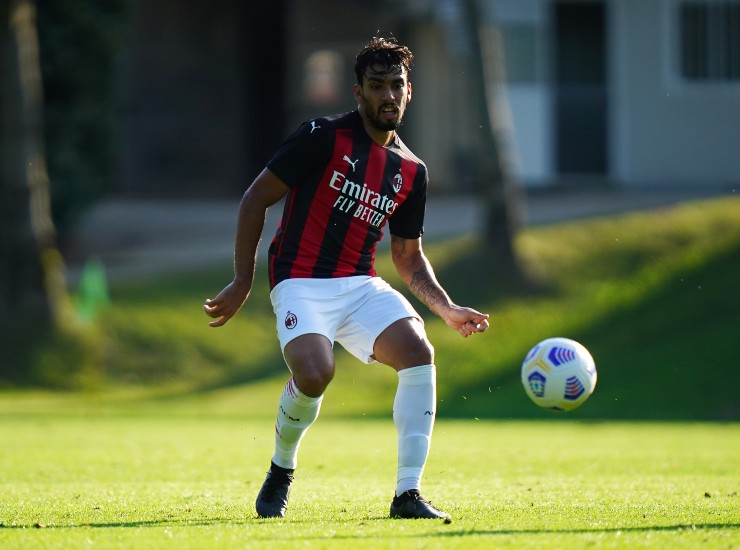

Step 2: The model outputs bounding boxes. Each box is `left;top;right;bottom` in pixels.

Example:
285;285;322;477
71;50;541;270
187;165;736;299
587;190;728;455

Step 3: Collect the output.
353;83;364;104
407;81;412;103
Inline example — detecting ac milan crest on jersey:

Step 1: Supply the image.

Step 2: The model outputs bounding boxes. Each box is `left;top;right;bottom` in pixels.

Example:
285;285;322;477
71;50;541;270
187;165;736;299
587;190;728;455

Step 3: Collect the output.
284;311;298;329
393;172;403;193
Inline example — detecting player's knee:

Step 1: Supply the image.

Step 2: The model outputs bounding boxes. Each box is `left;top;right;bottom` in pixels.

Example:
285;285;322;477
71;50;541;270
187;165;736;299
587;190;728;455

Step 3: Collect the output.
375;318;435;369
284;334;335;396
416;339;435;365
402;339;434;368
293;361;335;397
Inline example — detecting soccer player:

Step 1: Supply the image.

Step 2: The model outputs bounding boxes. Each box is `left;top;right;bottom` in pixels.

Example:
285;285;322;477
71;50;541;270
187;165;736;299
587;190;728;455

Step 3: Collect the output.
203;36;489;521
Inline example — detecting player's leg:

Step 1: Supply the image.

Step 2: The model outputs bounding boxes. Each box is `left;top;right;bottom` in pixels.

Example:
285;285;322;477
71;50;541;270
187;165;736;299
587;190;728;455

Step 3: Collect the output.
259;278;343;518
256;333;334;518
273;334;334;469
276;332;335;465
374;318;451;521
373;318;437;496
284;333;336;398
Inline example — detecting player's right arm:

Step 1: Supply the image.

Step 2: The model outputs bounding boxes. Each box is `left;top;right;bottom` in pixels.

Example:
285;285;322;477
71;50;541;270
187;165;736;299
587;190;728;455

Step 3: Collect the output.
391;235;489;338
203;169;289;327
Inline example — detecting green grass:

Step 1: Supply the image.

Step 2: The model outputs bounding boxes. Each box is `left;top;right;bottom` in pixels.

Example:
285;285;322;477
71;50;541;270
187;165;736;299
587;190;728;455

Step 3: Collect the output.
426;196;740;420
0;415;738;549
57;195;739;420
1;196;739;547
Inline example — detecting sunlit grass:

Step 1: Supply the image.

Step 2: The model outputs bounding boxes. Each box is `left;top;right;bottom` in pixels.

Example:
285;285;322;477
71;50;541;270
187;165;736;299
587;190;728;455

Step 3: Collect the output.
0;416;737;548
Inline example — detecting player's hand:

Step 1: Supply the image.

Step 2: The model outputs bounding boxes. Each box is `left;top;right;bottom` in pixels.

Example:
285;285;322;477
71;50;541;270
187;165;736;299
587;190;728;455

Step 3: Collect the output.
203;280;251;327
443;306;490;338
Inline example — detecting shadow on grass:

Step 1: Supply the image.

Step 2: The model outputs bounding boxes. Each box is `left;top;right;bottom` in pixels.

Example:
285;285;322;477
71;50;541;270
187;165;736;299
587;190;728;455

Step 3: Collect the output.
431;243;556;310
129;246;553;399
427;523;740;538
149;233;740;420
4;520;737;538
441;237;740;421
104;267;291;394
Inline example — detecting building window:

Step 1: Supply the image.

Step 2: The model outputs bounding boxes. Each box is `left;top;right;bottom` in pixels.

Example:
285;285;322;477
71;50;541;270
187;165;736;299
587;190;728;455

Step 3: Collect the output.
680;1;740;81
501;24;544;84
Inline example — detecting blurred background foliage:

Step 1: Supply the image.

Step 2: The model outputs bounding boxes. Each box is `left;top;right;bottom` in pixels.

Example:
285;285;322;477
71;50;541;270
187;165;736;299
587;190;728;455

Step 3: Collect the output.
37;0;129;236
0;0;128;387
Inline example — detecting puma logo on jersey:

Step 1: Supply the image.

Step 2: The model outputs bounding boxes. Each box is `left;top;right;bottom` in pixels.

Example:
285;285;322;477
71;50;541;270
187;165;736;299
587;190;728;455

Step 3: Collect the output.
343;155;359;172
310;121;321;133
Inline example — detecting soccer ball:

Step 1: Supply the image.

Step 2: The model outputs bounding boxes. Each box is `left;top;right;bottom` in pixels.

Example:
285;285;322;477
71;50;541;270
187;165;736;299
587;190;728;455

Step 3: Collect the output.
521;337;597;411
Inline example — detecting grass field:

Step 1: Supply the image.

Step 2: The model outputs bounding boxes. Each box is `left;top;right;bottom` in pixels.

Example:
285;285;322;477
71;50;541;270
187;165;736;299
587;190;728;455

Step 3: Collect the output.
1;196;739;548
1;414;738;549
65;195;739;421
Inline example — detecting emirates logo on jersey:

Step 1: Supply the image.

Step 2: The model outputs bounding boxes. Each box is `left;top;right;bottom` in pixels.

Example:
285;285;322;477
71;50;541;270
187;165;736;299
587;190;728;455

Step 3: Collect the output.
284;311;298;330
393;172;403;193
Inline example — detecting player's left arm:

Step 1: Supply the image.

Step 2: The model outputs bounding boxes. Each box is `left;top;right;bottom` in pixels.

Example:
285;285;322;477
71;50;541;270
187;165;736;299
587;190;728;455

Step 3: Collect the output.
390;235;489;338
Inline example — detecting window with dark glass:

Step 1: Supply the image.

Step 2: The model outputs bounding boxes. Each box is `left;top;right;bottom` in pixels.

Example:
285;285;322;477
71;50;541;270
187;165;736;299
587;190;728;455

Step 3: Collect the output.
681;1;740;81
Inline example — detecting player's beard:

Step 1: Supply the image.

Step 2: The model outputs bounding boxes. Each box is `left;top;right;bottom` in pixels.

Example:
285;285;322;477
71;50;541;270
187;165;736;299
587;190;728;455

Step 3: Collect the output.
365;103;404;132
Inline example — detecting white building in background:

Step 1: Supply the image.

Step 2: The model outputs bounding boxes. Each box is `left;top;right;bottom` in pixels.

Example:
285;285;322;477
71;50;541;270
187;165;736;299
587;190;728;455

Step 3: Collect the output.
117;0;739;196
288;0;740;190
448;0;740;189
609;0;740;188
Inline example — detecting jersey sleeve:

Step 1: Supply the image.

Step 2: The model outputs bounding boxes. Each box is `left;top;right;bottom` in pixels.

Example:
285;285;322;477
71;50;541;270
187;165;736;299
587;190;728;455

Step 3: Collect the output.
266;119;332;187
388;166;427;239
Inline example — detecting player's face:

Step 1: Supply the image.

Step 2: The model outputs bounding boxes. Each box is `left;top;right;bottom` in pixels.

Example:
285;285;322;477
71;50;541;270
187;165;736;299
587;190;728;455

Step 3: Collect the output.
354;65;412;132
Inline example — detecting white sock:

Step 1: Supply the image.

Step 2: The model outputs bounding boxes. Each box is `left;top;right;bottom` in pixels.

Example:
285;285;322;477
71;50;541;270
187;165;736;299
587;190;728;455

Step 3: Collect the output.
393;364;436;496
272;378;322;470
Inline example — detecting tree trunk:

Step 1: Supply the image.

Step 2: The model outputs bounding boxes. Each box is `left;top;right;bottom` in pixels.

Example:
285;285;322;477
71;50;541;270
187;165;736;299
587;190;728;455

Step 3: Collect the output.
0;0;72;381
460;0;525;277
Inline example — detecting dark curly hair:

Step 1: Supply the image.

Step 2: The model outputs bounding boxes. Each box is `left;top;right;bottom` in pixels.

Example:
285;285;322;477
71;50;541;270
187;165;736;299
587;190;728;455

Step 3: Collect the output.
354;36;414;85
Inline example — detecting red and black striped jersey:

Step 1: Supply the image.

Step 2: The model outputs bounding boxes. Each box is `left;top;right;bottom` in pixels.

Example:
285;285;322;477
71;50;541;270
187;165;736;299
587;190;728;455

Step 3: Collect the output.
266;110;428;289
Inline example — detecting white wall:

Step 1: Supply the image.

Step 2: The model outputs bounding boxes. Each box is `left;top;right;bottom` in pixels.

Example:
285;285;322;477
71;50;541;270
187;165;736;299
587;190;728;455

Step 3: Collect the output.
612;0;740;186
488;0;553;187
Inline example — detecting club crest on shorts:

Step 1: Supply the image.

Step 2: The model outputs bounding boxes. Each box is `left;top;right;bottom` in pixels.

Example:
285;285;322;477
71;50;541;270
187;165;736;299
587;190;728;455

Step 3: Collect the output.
284;310;298;330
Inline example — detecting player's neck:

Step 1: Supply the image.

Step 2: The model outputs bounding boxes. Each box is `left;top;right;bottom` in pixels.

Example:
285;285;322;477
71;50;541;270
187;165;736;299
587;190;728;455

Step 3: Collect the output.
358;110;396;147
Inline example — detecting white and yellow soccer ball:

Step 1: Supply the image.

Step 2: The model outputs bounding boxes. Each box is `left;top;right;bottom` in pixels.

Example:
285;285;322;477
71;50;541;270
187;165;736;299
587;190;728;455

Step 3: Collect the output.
521;337;597;411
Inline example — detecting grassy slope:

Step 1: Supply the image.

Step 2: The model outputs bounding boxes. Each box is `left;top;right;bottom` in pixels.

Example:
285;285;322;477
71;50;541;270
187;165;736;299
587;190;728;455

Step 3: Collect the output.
428;204;740;419
325;196;740;420
3;196;737;420
426;197;740;420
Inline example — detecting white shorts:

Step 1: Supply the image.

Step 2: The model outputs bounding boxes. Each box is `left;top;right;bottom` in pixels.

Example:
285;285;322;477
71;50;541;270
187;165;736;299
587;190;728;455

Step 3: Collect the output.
270;276;422;364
